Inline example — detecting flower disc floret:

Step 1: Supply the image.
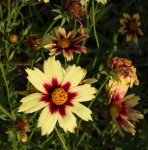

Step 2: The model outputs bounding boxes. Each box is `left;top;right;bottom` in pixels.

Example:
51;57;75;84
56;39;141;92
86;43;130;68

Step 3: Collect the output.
58;39;70;49
51;88;68;105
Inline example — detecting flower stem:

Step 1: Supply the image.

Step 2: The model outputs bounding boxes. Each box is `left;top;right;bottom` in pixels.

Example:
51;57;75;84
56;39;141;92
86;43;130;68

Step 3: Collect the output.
92;1;99;48
55;127;68;150
0;104;12;119
0;63;10;104
76;76;110;147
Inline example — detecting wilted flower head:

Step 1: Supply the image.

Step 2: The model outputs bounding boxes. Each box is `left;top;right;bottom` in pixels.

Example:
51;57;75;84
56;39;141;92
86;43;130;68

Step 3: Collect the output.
110;94;144;136
65;0;87;21
119;13;143;44
24;34;41;50
108;57;139;88
105;78;129;104
44;27;88;61
18;56;97;135
13;118;29;132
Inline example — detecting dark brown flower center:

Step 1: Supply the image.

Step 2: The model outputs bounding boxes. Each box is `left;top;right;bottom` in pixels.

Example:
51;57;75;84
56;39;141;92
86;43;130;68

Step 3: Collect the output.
51;88;68;105
58;39;70;49
129;21;137;31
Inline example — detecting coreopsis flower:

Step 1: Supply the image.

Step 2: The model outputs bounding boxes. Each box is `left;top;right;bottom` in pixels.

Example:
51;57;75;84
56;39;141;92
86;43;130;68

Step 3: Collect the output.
110;94;144;136
108;57;139;88
105;78;129;104
18;57;97;135
119;13;143;44
44;27;88;61
95;0;108;5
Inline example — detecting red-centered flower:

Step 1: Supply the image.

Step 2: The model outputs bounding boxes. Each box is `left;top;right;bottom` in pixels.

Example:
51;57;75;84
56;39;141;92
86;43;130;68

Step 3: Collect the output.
110;94;144;136
44;27;88;61
119;13;143;44
18;57;97;135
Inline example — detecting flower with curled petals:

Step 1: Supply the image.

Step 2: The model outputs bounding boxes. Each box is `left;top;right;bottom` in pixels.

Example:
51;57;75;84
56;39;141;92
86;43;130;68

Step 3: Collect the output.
108;57;139;88
110;94;144;136
44;27;88;61
18;57;97;136
119;13;143;44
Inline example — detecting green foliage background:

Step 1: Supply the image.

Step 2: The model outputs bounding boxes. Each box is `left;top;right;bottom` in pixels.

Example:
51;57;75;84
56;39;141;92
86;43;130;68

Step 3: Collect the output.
0;0;148;149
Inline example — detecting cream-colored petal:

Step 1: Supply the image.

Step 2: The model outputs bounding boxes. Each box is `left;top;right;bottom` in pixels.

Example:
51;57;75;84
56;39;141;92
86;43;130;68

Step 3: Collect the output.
71;102;92;121
44;43;54;49
39;109;58;136
120;18;128;25
82;78;98;84
123;94;141;107
20;93;42;103
44;56;64;84
38;107;49;127
138;28;143;35
62;65;86;88
63;49;73;61
26;68;49;93
70;84;97;102
133;35;138;44
58;109;77;133
133;13;140;21
126;34;132;42
123;13;131;19
128;110;144;121
57;27;66;38
25;102;47;113
18;93;44;112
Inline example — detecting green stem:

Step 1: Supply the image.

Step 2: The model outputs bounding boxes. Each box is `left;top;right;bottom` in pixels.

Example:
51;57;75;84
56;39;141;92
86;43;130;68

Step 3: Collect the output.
0;63;10;103
76;76;109;147
42;20;57;39
55;127;68;150
92;1;99;48
0;105;12;119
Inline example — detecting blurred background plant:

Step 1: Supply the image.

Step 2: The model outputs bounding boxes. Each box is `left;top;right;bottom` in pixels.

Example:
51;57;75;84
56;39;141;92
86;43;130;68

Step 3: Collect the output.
0;0;148;149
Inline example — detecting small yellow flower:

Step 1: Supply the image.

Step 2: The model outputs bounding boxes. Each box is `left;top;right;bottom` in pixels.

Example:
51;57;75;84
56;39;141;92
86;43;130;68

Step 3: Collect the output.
110;94;144;136
44;27;88;61
108;57;139;88
18;56;97;136
119;13;143;44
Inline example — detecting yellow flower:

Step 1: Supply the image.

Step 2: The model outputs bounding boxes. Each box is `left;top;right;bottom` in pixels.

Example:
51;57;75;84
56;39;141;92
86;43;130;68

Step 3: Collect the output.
110;94;144;136
44;27;88;61
18;57;97;136
108;57;139;88
119;13;143;44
